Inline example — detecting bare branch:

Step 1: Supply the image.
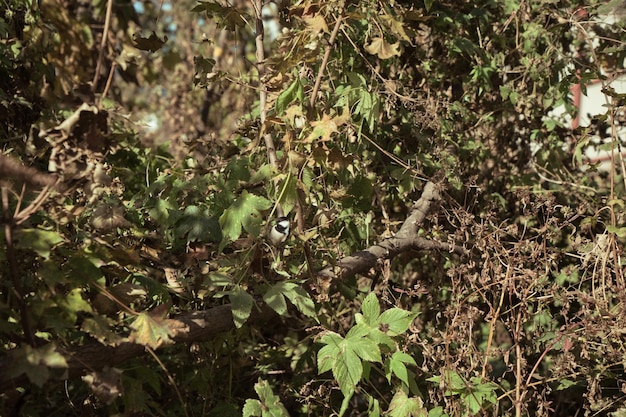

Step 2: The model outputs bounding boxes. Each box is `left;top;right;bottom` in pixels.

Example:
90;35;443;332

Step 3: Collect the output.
316;182;466;286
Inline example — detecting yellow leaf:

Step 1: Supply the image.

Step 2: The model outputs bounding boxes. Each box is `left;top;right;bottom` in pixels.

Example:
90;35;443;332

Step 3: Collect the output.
305;114;338;142
303;15;329;34
364;37;401;59
380;15;412;44
129;311;175;349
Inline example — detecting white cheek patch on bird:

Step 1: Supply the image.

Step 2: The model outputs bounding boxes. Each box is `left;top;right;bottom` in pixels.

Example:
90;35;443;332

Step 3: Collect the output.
268;216;290;247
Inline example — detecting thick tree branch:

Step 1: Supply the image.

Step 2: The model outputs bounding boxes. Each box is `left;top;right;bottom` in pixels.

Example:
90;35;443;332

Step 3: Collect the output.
0;305;277;393
0;183;464;392
317;182;467;285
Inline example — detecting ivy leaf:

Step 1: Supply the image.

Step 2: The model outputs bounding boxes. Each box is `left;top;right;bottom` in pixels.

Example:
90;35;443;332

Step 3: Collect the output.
219;190;271;247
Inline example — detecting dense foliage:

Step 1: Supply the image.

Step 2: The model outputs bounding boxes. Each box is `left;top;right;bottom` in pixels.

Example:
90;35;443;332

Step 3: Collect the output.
2;0;626;415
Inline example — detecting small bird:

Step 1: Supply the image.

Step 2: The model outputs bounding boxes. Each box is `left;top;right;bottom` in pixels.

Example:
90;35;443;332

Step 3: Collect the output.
267;216;290;247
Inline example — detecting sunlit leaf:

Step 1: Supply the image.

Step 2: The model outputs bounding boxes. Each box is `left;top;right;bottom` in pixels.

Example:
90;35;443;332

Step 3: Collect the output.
228;285;254;328
129;311;175;349
364;37;401;59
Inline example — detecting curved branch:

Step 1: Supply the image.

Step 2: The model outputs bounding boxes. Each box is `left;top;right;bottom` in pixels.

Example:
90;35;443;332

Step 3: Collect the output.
0;183;465;392
317;182;467;285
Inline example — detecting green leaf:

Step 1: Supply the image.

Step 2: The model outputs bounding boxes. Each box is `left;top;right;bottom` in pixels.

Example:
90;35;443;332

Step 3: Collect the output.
243;379;289;417
276;77;303;116
387;351;417;385
279;282;319;322
556;378;578;390
148;198;175;225
175;205;222;243
16;228;64;259
263;284;289;316
333;346;362;396
361;292;381;325
242;399;262;417
58;288;93;322
263;282;318;321
427;370;466;394
228;285;254;328
219;190;271;246
277;173;298;217
379;308;417;336
346;331;381;363
129;311;175;349
317;332;343;374
387;389;427;417
428;406;449;417
8;343;69;387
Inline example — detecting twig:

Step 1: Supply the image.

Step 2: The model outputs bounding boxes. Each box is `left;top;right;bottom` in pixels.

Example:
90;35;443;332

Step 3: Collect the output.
92;0;114;94
316;182;467;287
309;13;343;108
1;185;35;346
252;0;283;217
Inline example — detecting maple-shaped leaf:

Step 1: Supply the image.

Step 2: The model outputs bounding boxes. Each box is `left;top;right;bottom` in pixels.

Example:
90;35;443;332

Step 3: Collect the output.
7;343;69;387
380;14;413;44
364;37;401;59
219;191;271;246
132;31;167;52
129;310;175;349
175;205;222;243
191;2;248;31
303;15;329;34
305;113;339;142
